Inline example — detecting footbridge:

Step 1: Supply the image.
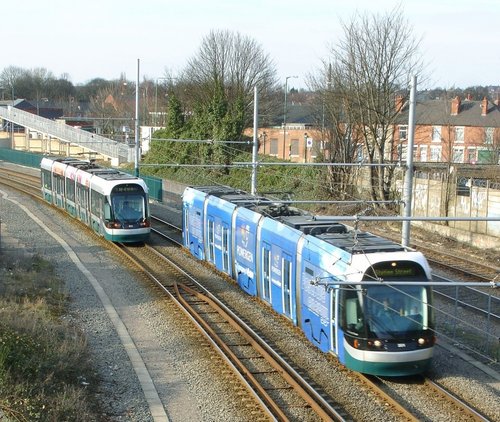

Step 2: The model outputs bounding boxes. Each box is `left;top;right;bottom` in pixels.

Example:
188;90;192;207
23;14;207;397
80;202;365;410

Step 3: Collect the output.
0;105;134;165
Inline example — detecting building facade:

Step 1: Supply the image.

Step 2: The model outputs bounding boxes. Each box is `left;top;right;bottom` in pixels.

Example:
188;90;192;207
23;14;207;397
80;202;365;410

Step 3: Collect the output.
394;95;500;164
249;95;500;165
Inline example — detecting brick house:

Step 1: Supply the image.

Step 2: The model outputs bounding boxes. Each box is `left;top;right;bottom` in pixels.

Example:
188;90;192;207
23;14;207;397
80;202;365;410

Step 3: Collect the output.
393;95;500;164
246;103;324;163
247;94;500;165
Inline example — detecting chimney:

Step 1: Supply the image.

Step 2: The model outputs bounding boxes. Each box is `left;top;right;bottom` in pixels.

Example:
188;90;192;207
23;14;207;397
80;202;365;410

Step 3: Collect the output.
395;95;404;113
451;96;461;115
481;97;488;116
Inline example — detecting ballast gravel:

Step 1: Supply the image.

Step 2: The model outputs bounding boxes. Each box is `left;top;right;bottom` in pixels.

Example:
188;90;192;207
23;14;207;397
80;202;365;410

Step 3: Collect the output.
1;177;499;421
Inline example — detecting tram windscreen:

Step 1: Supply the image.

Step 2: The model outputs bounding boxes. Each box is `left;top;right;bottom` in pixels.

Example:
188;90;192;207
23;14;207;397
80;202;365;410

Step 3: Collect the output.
365;285;431;336
342;260;433;338
111;185;146;223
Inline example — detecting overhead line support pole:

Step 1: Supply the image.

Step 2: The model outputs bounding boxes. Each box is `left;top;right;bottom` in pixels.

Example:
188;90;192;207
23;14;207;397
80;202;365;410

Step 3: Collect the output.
135;58;140;177
402;75;417;247
251;87;259;195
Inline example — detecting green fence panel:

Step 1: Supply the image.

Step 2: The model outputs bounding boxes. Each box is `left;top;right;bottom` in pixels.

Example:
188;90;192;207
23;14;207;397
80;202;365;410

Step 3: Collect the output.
0;148;43;168
141;175;163;202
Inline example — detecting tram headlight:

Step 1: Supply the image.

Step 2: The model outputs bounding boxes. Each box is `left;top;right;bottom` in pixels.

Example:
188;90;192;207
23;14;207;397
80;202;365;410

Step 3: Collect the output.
366;339;384;349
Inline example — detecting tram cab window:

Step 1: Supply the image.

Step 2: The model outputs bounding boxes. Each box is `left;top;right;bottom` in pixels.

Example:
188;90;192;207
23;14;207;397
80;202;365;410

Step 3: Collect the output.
366;285;431;335
103;200;111;221
112;195;145;222
340;288;365;336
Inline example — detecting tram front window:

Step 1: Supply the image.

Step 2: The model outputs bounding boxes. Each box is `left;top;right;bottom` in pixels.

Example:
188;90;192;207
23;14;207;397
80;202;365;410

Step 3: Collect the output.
113;195;145;222
366;285;431;336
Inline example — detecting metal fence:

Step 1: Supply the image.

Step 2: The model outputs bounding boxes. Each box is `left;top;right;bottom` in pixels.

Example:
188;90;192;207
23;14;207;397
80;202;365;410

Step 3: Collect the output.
0;106;134;163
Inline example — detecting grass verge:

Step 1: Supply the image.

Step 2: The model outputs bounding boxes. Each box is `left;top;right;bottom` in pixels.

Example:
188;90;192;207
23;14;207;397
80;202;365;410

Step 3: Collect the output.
0;251;101;421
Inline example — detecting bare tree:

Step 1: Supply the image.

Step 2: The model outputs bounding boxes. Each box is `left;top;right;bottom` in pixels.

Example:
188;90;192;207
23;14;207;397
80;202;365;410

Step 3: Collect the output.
87;79;134;139
318;7;425;203
308;64;359;200
182;29;279;140
0;66;24;100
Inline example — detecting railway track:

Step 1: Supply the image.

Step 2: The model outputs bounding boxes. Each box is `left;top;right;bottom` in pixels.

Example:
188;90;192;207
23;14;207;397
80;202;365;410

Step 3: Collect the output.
0;167;41;197
150;218;498;421
150;216;496;421
2;164;498;287
357;374;490;422
115;232;348;421
416;244;499;283
364;223;499;284
2;163;499;420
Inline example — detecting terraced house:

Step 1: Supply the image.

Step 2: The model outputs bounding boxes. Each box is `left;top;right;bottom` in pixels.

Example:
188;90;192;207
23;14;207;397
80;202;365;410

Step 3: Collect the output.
394;95;500;164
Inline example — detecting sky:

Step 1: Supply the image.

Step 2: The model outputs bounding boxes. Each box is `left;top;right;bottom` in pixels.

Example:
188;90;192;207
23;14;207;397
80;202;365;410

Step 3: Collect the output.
3;0;500;90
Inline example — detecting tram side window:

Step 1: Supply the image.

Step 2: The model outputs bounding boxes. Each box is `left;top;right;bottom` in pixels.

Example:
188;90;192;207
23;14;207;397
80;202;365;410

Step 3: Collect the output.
55;175;64;195
83;187;89;209
66;178;75;201
76;185;88;208
42;169;52;189
90;191;103;216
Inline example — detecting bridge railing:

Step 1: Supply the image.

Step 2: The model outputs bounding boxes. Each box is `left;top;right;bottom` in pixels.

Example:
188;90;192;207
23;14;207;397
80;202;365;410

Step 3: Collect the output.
0;106;134;163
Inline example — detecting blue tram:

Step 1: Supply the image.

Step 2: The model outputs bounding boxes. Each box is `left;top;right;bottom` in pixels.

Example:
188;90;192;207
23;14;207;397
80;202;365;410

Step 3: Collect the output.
182;186;435;376
41;157;150;242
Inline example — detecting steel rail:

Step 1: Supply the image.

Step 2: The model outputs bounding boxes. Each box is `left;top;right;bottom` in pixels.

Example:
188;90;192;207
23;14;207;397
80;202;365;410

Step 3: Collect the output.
147;228;347;421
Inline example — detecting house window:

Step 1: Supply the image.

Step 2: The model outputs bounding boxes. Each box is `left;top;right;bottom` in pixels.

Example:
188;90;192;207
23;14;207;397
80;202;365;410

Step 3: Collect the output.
485;127;494;145
290;139;299;156
467;148;476;164
270;138;278;155
398;125;408;140
452;147;464;163
478;148;494;164
399;144;407;161
419;145;427;162
432;126;441;142
455;126;464;143
430;146;441;162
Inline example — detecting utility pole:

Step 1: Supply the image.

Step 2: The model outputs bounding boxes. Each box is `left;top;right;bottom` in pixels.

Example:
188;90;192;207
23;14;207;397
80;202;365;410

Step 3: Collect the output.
402;75;417;247
134;59;140;177
251;87;258;195
282;76;297;159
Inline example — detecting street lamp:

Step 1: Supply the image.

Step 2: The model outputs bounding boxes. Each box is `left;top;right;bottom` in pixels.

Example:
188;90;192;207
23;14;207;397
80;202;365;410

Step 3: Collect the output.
283;75;298;159
304;132;308;163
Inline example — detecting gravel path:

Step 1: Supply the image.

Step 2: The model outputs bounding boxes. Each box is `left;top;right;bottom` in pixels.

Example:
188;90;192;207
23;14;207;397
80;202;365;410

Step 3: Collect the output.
0;185;253;421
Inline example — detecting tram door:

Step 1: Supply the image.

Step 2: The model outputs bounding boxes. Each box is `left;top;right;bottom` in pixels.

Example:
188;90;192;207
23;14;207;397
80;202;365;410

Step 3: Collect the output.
282;254;292;318
222;224;230;273
330;289;337;352
207;219;215;264
183;204;189;248
261;242;272;303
